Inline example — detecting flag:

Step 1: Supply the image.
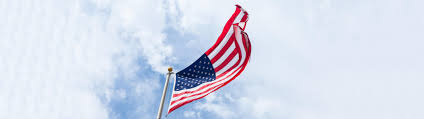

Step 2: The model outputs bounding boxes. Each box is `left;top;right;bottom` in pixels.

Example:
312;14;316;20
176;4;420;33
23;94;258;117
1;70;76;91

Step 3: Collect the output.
168;5;251;114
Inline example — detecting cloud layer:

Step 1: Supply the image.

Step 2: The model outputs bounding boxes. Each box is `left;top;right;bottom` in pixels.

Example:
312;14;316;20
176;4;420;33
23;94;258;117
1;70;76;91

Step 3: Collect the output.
2;0;424;119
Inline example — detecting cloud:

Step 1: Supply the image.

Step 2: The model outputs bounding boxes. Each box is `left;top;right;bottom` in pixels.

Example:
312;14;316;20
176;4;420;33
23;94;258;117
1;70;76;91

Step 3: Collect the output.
193;93;236;119
183;110;201;118
0;0;119;118
0;0;173;119
107;0;173;73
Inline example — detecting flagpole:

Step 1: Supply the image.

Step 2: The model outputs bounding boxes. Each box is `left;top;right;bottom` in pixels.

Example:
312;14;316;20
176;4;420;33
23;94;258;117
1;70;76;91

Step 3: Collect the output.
156;67;173;119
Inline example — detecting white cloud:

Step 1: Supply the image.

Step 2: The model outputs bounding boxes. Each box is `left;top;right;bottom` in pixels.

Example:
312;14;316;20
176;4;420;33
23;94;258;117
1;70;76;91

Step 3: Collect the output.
135;31;173;73
0;0;117;118
0;0;172;119
183;110;201;118
107;0;173;73
193;93;236;119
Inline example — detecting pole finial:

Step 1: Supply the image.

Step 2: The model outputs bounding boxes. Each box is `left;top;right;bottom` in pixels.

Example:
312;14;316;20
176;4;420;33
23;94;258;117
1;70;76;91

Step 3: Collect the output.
168;67;173;72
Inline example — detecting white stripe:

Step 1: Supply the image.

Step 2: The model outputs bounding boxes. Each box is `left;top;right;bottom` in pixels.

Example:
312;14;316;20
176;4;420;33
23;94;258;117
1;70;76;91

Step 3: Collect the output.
212;42;235;68
171;76;223;98
207;12;245;59
170;67;243;108
171;61;243;101
215;54;239;76
207;27;233;60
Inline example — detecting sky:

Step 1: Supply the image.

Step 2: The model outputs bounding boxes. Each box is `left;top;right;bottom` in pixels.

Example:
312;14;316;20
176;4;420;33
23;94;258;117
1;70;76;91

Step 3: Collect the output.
1;0;424;119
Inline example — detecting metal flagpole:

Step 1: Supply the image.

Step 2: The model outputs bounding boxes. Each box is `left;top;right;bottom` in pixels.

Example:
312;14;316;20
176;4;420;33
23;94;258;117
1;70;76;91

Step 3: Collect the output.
156;67;173;119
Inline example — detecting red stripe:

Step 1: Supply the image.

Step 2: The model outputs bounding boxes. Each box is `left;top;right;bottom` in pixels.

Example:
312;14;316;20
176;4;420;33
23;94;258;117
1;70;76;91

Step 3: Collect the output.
205;8;241;55
243;32;251;57
216;40;242;78
171;77;227;98
247;35;252;61
241;34;247;51
240;15;248;30
210;34;235;63
169;66;245;114
213;48;238;73
170;78;226;105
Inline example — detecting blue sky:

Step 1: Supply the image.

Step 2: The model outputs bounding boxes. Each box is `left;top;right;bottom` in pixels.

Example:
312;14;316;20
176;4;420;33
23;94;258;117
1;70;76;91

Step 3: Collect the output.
1;0;424;119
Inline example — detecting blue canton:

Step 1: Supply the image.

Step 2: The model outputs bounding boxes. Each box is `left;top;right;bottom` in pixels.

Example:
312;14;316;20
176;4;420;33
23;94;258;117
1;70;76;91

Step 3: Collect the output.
175;54;216;91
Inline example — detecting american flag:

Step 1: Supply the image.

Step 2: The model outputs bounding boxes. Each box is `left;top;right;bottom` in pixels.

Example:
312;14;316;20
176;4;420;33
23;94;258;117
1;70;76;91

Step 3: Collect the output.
168;5;251;113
